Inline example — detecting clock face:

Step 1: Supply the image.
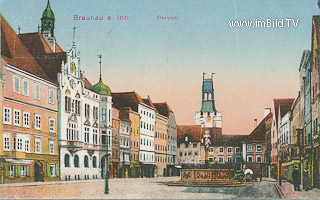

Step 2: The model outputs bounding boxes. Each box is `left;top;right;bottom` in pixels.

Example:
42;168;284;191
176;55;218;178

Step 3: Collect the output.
71;62;76;73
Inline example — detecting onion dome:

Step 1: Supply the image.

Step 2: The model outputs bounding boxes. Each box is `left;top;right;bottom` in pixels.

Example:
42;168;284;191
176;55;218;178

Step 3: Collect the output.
90;78;112;95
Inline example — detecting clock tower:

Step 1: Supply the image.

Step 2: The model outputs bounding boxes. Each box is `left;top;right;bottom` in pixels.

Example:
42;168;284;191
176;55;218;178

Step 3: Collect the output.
195;73;222;128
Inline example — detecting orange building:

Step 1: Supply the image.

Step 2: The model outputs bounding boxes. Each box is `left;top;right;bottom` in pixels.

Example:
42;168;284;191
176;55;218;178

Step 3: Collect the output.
0;15;59;183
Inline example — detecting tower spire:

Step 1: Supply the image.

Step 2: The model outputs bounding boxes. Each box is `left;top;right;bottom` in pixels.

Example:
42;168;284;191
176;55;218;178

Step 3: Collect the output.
73;27;76;45
41;0;55;36
98;54;102;80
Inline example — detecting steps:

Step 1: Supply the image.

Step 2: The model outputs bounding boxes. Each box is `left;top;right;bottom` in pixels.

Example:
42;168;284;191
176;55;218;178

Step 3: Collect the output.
168;179;246;187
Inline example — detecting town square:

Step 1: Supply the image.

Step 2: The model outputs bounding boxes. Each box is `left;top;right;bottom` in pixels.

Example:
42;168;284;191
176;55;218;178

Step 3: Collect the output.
1;0;320;199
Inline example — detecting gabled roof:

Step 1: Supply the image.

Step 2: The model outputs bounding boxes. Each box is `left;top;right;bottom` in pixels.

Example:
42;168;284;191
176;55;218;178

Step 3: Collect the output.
143;97;157;113
177;125;202;143
119;111;131;123
154;102;173;117
244;112;273;143
273;98;294;128
112;91;144;112
1;14;51;82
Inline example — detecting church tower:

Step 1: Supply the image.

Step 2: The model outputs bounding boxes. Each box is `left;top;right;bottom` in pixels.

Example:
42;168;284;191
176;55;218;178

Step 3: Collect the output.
41;0;55;36
195;73;222;128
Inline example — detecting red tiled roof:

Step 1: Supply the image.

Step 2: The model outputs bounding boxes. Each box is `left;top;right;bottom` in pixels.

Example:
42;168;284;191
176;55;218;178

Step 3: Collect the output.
177;125;202;143
119;111;131;123
154;102;173;117
112;91;144;112
244;112;273;143
18;28;66;84
19;32;63;55
1;14;51;81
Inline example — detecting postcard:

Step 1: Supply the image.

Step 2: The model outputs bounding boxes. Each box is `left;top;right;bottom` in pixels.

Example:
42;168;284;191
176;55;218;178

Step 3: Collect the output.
0;0;319;199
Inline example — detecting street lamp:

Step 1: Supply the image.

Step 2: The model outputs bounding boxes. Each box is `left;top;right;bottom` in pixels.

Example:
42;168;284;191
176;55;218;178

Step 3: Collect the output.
105;142;109;194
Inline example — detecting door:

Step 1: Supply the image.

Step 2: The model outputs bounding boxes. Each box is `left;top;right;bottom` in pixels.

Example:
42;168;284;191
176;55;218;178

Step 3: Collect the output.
34;162;42;182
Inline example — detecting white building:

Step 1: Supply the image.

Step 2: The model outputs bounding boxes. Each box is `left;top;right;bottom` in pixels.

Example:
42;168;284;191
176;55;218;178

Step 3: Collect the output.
57;40;103;181
280;112;291;145
195;73;221;128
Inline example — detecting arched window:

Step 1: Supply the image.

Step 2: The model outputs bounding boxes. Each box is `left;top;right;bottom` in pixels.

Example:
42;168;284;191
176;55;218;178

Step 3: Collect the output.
93;156;97;168
84;155;89;168
64;154;70;167
74;155;79;168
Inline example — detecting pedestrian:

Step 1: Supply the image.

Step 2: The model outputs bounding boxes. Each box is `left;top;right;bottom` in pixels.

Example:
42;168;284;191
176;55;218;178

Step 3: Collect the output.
292;166;300;191
303;169;312;191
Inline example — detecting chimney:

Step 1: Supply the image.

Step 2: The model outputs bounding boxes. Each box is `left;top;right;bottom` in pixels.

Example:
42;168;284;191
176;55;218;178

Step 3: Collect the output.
264;108;271;118
254;119;257;129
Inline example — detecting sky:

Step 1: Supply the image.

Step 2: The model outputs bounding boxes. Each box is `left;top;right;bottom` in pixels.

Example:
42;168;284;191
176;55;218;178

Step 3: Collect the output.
1;0;319;134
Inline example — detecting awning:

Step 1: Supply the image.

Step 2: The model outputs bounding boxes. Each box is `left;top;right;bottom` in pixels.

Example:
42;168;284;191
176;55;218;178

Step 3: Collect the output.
5;158;34;164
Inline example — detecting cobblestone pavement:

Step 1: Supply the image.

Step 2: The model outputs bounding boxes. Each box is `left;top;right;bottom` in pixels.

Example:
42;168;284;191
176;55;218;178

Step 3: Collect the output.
275;180;320;199
0;177;280;199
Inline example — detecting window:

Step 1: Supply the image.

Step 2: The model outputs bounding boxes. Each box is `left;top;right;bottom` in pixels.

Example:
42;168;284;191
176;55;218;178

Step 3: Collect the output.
227;147;232;154
3;107;12;125
64;154;70;167
50;164;56;177
35;114;41;130
48;89;54;104
219;147;224;153
67;123;78;141
34;84;40;99
23;112;30;128
9;165;16;177
93;129;98;144
16;137;23;151
227;156;233;163
247;155;253;163
35;138;41;153
4;134;10;151
179;151;182;156
84;155;89;168
218;156;224;163
21;165;28;176
235;156;241;163
22;79;29;96
13;110;21;126
25;138;30;152
93;156;97;168
209;147;214;153
188;151;192;156
74;155;79;168
247;144;253;152
49;140;54;154
102;108;106;122
194;151;198;156
13;75;20;93
256;155;262;163
256;144;262;152
48;118;55;133
84;127;90;143
235;147;241;153
193;143;197;148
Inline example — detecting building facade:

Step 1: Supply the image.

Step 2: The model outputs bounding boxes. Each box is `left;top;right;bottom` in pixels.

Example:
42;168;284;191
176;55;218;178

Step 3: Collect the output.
154;111;168;177
110;107;120;178
119;111;131;178
1;14;59;183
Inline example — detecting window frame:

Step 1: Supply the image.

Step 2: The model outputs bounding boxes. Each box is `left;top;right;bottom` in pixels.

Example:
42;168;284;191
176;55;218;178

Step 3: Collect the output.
35;137;41;154
48;88;55;104
256;144;262;152
218;147;224;154
35;114;41;131
3;107;12;125
3;133;10;151
247;144;253;152
49;140;55;155
22;79;29;96
13;75;20;94
23;112;30;128
34;84;41;100
13;109;21;126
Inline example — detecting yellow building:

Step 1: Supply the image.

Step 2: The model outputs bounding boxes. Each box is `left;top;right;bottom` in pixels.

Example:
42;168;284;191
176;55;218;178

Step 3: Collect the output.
121;107;140;177
154;111;168;177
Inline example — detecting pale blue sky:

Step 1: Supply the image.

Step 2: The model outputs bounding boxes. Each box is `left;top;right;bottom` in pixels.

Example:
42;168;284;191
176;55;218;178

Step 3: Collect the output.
1;0;319;134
